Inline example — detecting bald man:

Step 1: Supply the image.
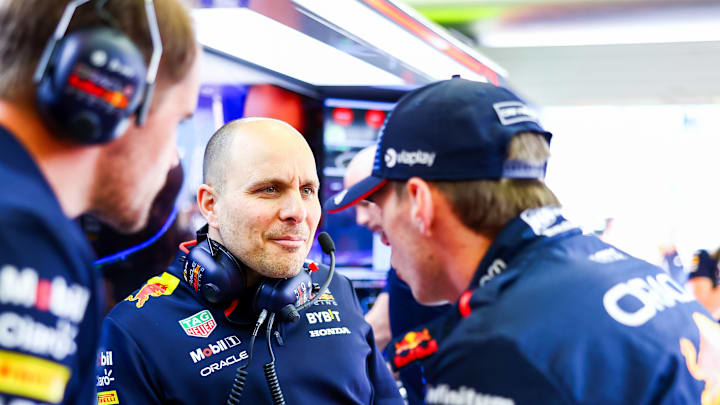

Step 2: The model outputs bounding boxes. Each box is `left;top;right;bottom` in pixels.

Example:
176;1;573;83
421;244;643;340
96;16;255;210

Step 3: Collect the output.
97;118;402;404
347;146;452;405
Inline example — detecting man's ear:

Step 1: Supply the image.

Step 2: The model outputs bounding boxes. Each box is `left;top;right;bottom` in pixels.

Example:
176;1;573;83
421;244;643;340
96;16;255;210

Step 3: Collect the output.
406;177;434;236
197;184;220;229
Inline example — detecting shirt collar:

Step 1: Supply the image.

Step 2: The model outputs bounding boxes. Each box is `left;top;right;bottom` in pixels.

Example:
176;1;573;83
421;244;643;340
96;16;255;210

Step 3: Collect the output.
468;206;582;295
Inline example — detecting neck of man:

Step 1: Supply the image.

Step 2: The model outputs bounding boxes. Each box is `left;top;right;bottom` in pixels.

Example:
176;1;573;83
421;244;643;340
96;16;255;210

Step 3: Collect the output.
433;213;494;303
206;225;264;288
0;100;100;218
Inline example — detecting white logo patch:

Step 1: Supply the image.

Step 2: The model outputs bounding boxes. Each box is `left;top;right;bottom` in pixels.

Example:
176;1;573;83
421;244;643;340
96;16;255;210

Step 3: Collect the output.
426;384;514;405
0;312;78;361
200;351;248;377
603;273;695;327
385;148;397;168
308;327;351;338
333;189;348;206
385;148;436;169
493;101;539;126
189;335;242;363
589;248;627;264
90;50;108;67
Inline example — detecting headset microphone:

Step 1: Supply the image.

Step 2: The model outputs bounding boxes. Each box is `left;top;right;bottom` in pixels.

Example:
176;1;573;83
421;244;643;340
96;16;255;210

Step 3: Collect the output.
296;232;335;312
224;232;336;405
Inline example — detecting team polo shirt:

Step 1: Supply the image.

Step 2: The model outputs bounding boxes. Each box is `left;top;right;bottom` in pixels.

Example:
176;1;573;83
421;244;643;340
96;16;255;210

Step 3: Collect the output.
0;125;103;405
97;253;403;404
388;207;714;405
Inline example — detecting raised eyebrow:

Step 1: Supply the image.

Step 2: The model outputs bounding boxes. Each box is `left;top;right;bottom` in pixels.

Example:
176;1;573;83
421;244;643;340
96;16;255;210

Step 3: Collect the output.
246;178;319;190
303;180;320;189
246;178;283;190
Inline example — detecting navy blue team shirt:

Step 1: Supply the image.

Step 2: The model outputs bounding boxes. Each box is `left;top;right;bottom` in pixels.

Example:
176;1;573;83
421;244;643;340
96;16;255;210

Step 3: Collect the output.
96;252;403;404
387;207;715;405
0;126;103;404
386;268;450;404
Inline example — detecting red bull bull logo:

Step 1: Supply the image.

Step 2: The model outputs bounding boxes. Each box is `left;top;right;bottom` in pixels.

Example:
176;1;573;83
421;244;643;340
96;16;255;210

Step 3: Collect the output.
393;328;438;369
125;273;179;309
680;312;720;405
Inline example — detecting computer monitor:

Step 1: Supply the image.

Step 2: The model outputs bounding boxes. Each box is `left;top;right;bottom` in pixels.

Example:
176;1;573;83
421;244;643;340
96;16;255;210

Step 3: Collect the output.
319;98;395;273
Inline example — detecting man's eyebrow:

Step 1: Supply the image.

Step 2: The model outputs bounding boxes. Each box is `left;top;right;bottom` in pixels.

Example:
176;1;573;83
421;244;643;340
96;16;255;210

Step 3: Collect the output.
246;178;320;189
304;180;321;188
246;178;283;189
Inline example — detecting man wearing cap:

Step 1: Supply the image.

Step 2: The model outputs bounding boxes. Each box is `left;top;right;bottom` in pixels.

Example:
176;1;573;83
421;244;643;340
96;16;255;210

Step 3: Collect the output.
345;145;452;405
325;77;715;404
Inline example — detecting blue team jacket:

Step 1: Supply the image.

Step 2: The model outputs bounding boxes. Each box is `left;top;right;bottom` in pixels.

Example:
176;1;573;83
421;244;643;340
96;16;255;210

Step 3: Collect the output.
0;127;103;405
97;252;403;404
388;207;716;405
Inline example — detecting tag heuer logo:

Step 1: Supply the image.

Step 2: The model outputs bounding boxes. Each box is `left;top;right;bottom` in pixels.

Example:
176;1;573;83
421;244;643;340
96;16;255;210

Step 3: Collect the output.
179;310;217;338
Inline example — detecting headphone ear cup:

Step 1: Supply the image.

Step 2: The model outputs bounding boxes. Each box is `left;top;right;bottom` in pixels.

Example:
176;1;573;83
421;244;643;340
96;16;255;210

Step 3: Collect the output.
253;271;312;321
185;241;247;305
35;27;147;144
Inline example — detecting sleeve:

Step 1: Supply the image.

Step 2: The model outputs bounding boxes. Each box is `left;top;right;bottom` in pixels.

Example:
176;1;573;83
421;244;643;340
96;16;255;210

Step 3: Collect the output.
688;251;716;280
345;276;404;405
424;336;571;405
96;316;162;404
0;214;96;405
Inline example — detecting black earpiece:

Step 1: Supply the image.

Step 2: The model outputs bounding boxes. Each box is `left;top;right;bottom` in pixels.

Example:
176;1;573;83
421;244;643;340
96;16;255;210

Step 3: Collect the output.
181;227;336;324
254;272;313;322
184;238;248;305
34;0;162;144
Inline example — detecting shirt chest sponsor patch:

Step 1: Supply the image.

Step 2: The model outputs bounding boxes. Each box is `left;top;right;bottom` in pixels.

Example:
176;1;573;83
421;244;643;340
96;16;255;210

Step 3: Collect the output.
0;349;71;403
97;389;120;404
0;264;90;323
179;309;217;338
305;309;341;324
189;335;241;363
310;289;337;306
308;326;351;338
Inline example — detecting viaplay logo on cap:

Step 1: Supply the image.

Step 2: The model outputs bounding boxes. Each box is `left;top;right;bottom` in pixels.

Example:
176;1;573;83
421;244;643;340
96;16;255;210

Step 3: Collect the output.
385;148;436;169
385;148;397;168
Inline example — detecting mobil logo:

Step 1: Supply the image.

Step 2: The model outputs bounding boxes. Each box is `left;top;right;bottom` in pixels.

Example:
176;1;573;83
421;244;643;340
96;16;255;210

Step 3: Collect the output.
189;335;241;363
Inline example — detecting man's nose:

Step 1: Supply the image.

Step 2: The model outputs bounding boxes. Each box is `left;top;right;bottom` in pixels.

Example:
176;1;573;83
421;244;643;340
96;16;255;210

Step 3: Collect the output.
279;190;307;223
356;206;369;227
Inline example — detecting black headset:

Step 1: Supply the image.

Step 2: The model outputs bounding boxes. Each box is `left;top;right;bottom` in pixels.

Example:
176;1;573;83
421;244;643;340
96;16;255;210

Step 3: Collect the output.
33;0;162;144
181;226;336;405
181;225;336;323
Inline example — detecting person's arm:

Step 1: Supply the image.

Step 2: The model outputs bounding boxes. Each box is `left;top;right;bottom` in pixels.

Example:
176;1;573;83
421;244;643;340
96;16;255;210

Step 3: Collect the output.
685;278;720;319
96;316;162;403
365;291;392;350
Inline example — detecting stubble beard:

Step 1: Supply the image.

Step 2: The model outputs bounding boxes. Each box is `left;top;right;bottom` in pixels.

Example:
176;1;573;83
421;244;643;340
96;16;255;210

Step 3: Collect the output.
88;170;152;234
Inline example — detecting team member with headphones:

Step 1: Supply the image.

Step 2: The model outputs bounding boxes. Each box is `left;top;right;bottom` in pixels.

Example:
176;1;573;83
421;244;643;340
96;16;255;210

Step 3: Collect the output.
97;118;403;404
0;0;199;403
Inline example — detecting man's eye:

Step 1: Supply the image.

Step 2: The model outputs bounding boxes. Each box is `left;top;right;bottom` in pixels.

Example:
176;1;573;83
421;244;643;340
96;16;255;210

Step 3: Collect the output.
302;187;315;196
263;186;277;193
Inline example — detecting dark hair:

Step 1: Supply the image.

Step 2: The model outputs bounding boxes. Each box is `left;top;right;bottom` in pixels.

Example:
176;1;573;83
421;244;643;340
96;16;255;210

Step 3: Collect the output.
393;133;560;235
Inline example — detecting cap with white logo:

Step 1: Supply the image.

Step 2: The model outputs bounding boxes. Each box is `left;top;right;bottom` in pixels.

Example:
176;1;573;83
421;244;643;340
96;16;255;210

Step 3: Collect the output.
324;77;552;213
